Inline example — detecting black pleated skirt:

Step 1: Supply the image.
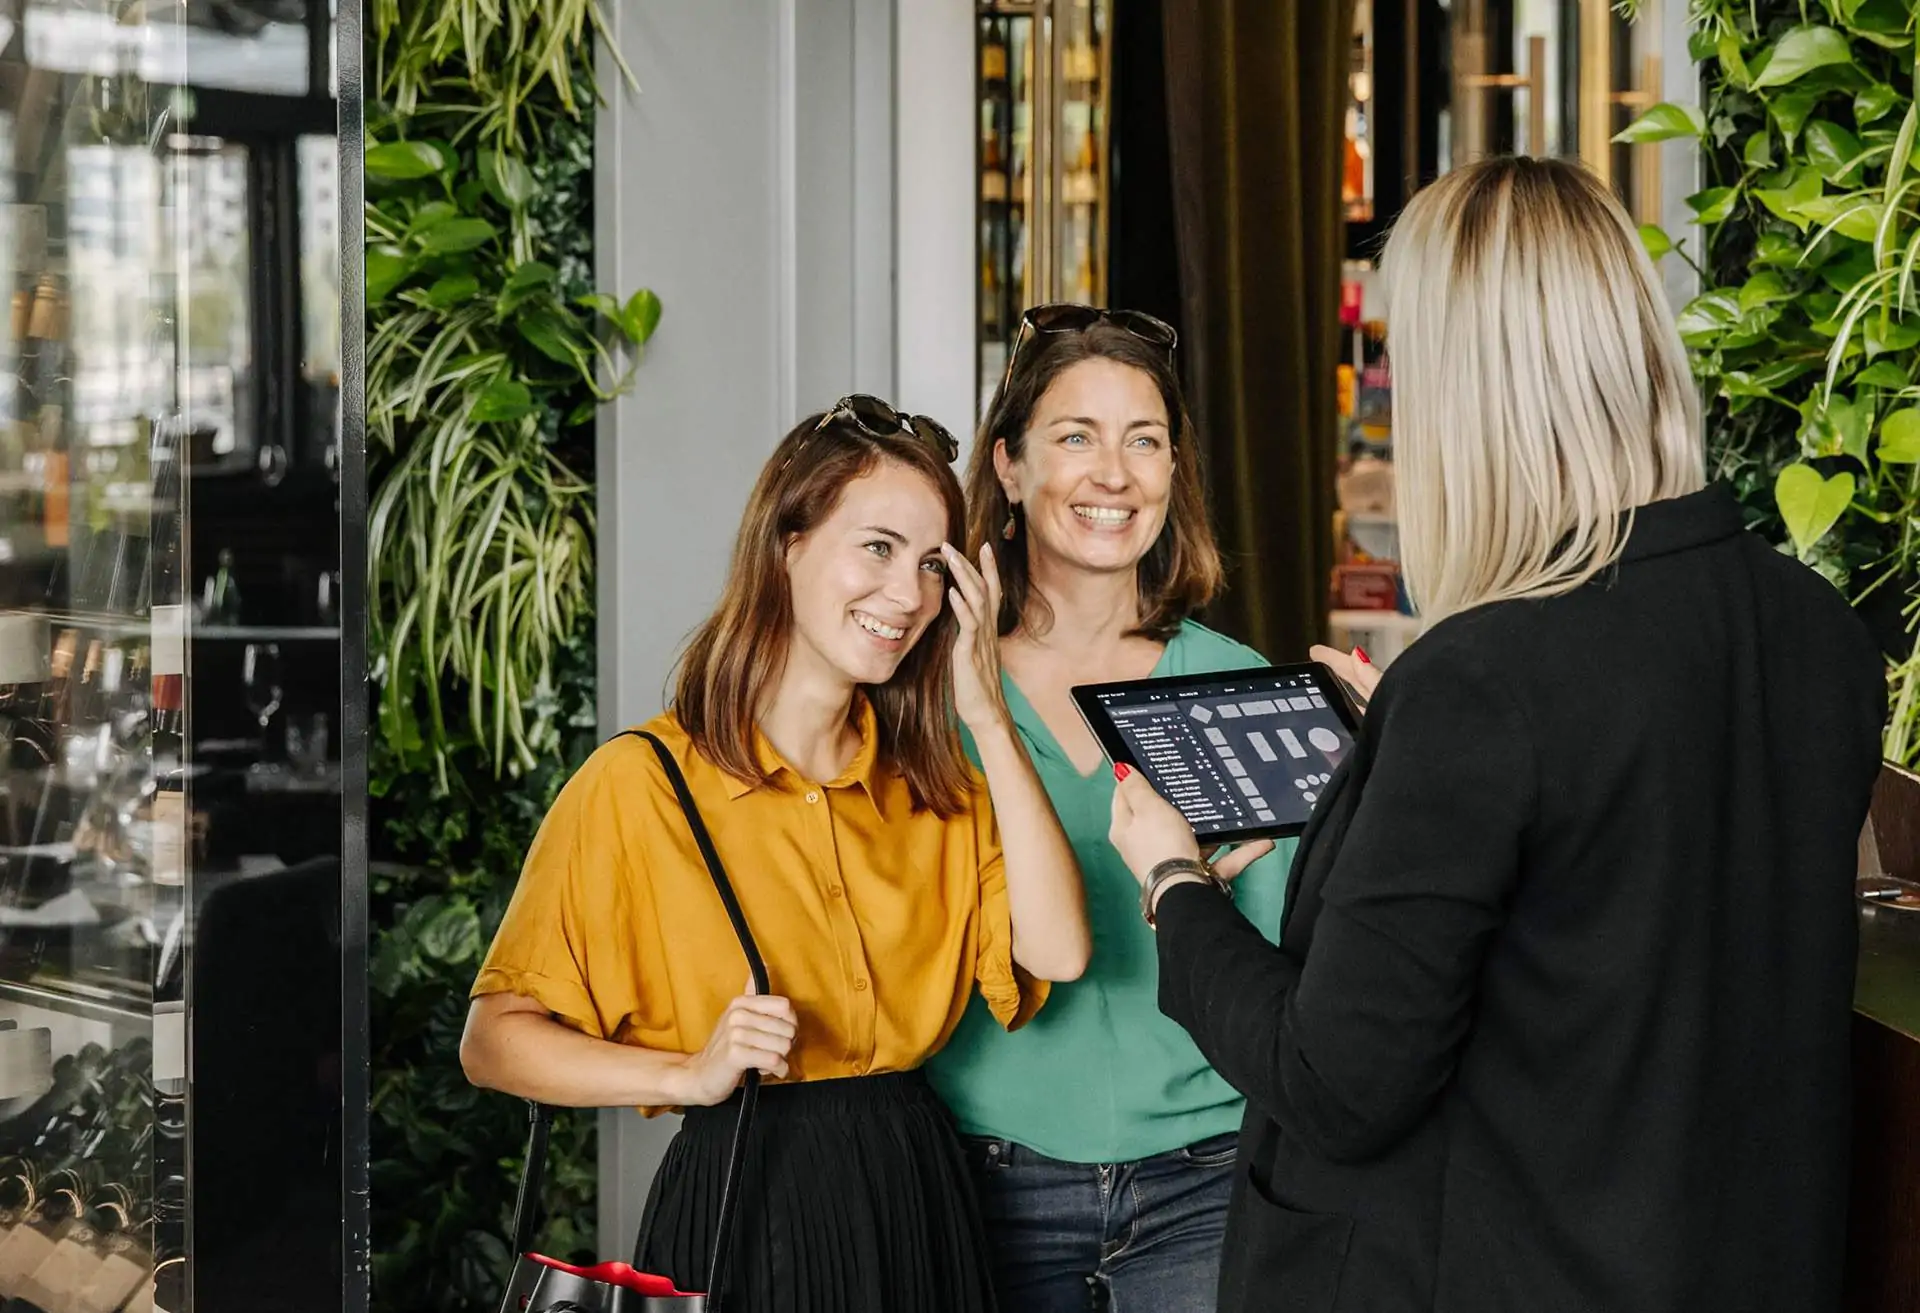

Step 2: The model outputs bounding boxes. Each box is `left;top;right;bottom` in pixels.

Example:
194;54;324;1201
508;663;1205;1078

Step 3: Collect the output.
634;1070;996;1313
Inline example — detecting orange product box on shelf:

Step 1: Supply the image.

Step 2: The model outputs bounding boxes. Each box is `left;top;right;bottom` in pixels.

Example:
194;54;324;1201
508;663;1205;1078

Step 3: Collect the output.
1331;561;1400;612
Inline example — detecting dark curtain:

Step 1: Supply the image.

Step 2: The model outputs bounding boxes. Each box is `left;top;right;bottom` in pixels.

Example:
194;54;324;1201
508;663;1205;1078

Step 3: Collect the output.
1109;0;1183;336
1161;0;1354;659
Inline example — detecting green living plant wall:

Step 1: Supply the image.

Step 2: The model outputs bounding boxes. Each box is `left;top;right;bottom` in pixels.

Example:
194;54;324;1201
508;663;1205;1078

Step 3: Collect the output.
365;1;659;1308
1622;0;1920;764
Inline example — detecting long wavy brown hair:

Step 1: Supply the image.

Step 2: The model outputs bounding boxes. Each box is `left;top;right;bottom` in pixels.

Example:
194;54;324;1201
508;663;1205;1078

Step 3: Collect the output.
674;412;972;817
967;320;1223;642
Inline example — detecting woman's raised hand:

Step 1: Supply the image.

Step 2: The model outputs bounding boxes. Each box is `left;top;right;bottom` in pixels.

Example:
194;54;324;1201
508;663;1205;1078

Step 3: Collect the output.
944;543;1011;735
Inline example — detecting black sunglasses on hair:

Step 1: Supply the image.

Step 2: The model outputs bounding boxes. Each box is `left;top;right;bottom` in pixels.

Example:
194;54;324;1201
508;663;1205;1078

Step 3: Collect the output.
806;394;960;463
1001;303;1179;391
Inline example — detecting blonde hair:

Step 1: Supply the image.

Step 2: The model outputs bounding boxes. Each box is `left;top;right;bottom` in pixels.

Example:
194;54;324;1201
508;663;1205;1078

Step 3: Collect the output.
1380;156;1703;623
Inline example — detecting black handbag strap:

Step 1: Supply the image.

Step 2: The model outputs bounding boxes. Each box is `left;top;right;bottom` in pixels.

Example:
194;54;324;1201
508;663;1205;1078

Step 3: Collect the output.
509;730;769;1308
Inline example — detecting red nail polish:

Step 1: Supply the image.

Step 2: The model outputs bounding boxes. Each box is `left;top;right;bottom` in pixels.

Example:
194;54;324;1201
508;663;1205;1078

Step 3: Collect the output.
1114;763;1132;781
1354;647;1371;666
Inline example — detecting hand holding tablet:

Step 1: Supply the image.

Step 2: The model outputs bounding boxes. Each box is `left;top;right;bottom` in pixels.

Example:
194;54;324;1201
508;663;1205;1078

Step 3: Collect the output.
1073;663;1361;844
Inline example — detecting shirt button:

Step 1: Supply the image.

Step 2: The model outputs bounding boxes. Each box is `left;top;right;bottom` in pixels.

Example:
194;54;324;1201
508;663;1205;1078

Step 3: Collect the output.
805;791;819;804
828;885;844;898
853;978;869;992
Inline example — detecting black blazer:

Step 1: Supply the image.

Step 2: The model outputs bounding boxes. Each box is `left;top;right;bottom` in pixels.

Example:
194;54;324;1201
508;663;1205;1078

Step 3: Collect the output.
1155;485;1885;1313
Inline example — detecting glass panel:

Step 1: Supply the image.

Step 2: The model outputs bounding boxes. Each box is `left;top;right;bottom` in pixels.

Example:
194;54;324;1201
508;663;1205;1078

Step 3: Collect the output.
1054;0;1107;310
978;10;1031;417
0;1;351;1309
0;6;190;1311
168;140;253;463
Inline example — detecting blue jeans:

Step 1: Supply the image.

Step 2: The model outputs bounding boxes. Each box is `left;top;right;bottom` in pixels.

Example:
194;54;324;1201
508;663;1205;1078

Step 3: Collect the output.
961;1132;1236;1312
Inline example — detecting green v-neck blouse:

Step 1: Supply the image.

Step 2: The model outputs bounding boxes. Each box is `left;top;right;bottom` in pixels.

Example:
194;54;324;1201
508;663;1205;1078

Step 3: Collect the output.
926;621;1294;1163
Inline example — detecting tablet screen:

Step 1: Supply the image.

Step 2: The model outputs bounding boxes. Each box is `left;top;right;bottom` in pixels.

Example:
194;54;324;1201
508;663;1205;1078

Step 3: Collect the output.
1073;664;1358;842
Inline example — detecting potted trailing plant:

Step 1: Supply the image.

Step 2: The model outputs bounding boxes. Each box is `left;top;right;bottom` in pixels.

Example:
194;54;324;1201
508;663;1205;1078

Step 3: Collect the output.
1623;0;1920;765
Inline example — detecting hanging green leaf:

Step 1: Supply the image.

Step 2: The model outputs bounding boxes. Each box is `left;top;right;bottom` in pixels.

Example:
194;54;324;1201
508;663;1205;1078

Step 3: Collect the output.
1615;102;1707;143
1879;407;1920;461
1856;82;1900;123
1639;224;1674;260
1744;130;1775;168
415;216;499;254
1687;186;1740;223
1774;463;1856;553
478;150;538;210
1853;360;1910;389
367;139;450;179
1768;89;1823;146
1804;119;1866;182
367;244;414;303
1751;27;1856;88
619;288;664;345
469;378;538;423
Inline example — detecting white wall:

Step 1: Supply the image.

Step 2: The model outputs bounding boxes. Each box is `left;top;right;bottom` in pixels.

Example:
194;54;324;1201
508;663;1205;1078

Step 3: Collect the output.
592;0;905;1256
893;0;977;450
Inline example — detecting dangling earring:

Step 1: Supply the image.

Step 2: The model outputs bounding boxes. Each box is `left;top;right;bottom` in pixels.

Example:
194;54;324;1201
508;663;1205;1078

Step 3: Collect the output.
1002;507;1019;541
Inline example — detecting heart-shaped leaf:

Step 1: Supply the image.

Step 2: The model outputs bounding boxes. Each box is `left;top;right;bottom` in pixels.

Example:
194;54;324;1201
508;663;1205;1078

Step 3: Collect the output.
1774;462;1854;553
478;150;537;211
1737;271;1793;312
575;292;621;321
470;378;537;423
1752;26;1854;88
1853;360;1910;390
620;288;664;346
423;273;481;309
366;140;449;180
1676;291;1741;347
1804;119;1866;183
1638;224;1674;261
1856;82;1899;124
367;244;414;303
496;261;557;317
1768;90;1823;147
1615;102;1706;144
1687;186;1739;224
1753;168;1823;227
1744;131;1775;168
1878;408;1920;462
415;217;498;255
518;310;590;368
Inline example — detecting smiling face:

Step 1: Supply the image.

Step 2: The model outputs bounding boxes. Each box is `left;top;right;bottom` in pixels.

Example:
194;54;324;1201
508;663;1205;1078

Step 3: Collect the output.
996;356;1174;581
783;459;953;690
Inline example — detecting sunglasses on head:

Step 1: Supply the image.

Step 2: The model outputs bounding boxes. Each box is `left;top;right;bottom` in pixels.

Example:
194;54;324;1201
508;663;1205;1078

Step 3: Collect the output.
1001;304;1179;390
795;394;960;466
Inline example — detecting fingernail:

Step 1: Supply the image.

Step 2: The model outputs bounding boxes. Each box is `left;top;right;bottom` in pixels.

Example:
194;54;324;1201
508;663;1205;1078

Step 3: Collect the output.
1114;763;1132;781
1354;647;1371;666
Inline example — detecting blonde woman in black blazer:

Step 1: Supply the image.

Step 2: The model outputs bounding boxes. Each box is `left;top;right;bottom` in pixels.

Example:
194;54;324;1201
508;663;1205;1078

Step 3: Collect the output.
1106;156;1886;1313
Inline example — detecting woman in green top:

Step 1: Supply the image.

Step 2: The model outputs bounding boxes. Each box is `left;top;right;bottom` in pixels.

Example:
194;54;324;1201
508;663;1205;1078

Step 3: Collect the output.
928;305;1293;1311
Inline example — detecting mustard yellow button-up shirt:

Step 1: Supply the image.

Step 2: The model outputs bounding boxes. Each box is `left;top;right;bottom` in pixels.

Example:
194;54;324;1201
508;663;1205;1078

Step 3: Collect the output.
472;704;1043;1109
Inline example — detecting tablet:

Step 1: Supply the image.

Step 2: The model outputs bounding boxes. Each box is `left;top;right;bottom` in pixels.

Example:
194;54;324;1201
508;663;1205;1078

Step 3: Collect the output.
1072;663;1360;843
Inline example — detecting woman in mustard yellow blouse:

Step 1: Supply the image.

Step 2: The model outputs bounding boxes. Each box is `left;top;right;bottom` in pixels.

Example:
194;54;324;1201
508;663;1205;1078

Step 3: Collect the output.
459;396;1090;1313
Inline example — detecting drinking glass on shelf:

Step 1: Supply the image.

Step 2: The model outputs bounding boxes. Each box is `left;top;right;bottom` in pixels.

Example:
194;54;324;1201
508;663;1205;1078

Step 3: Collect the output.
284;712;330;779
241;643;283;773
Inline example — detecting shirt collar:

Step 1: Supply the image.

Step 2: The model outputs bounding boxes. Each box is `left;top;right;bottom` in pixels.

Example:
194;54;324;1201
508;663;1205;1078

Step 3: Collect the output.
1618;483;1744;563
721;695;887;815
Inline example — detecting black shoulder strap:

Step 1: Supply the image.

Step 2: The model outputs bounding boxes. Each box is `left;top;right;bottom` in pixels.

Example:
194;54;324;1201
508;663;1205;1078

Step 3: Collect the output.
623;729;763;1307
511;730;767;1309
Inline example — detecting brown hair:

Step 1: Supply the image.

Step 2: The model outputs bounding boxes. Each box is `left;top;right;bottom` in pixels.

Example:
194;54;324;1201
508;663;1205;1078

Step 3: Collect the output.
673;413;973;817
966;321;1223;642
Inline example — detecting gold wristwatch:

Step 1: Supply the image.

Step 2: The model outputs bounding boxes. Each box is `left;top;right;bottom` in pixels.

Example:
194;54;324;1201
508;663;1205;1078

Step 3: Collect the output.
1141;857;1227;928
